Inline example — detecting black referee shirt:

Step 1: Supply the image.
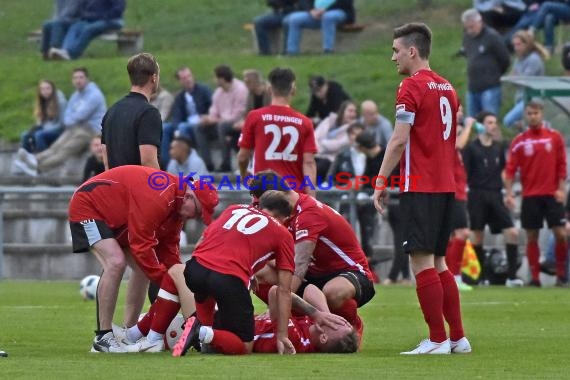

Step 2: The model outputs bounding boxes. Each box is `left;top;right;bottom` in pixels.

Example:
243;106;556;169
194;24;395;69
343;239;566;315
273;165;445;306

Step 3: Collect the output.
462;138;507;191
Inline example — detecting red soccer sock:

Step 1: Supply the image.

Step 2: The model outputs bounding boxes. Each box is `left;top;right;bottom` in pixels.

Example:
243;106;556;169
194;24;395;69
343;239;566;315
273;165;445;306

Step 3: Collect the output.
555;240;568;279
526;242;540;282
331;298;358;326
439;269;465;341
211;329;247;355
445;238;466;276
415;268;447;343
144;274;182;335
253;283;272;305
195;297;216;327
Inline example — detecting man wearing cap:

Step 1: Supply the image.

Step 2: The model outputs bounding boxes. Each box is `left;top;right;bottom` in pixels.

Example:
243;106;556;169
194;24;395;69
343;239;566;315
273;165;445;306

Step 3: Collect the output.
306;75;350;125
68;165;218;353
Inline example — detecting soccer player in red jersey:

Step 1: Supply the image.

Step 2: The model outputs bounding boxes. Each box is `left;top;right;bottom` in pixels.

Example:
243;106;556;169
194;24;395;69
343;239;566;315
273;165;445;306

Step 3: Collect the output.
169;191;297;356
373;23;470;354
253;284;357;354
248;171;375;342
237;67;317;197
504;100;568;287
68;165;218;353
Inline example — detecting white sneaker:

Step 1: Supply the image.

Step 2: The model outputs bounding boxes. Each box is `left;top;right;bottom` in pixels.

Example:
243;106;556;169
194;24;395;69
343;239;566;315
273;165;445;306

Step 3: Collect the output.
112;323;135;347
17;148;38;169
90;332;127;353
125;337;164;353
451;337;472;353
401;339;451;355
50;48;70;60
505;278;524;288
13;159;38;177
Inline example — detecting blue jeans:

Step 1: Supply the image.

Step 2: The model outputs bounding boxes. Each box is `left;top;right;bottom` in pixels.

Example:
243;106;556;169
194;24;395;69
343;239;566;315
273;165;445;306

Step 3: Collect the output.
62;19;124;59
160;121;198;169
20;127;63;153
253;12;287;55
466;86;502;117
503;100;524;128
504;11;538;46
41;19;72;54
284;10;348;54
532;2;570;48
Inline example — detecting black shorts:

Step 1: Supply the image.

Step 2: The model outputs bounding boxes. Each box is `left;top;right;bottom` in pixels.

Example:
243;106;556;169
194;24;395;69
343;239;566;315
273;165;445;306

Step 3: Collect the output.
184;258;254;342
69;219;115;253
467;189;514;233
521;196;567;230
298;270;375;307
400;192;455;257
451;199;469;230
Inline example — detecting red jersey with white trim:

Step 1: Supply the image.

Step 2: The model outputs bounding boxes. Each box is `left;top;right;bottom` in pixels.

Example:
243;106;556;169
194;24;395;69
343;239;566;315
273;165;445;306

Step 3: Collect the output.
504;125;567;197
290;194;373;281
192;204;295;287
253;314;315;353
454;150;467;201
238;104;317;194
68;166;185;280
395;69;459;193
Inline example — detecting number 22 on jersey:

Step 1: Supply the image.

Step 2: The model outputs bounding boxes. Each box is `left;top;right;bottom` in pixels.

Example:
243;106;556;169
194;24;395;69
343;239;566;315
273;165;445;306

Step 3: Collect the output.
264;124;299;161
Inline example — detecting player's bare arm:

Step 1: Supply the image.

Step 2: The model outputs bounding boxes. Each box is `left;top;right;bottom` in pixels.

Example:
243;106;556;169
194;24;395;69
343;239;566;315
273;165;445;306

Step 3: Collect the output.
139;144;160;169
503;175;516;210
291;292;348;332
237;148;252;177
275;269;295;354
291;240;317;292
302;152;317;198
373;122;411;213
555;178;566;203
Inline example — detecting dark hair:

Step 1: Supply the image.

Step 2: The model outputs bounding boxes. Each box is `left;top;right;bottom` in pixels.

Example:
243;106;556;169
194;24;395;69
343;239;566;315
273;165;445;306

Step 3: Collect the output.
355;128;377;149
72;67;89;77
309;75;326;93
475;110;497;124
249;170;291;199
322;329;359;354
172;136;193;150
127;53;159;87
258;190;292;218
175;66;190;79
268;67;296;97
214;65;234;82
393;23;432;59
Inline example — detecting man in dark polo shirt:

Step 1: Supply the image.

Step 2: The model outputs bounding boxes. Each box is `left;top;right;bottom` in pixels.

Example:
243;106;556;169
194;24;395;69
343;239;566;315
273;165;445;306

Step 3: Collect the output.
100;52;163;332
102;52;162;170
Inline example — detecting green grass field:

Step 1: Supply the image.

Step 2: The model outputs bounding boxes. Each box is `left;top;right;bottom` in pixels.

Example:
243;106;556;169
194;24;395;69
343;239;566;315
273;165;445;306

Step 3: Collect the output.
1;281;569;379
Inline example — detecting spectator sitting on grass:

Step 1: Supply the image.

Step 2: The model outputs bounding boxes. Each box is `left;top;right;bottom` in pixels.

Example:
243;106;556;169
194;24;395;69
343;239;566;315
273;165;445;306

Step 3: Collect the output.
150;85;174;122
42;0;82;60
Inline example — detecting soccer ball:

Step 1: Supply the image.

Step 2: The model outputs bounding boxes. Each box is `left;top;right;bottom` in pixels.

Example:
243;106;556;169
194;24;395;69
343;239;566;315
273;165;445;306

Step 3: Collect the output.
79;275;100;300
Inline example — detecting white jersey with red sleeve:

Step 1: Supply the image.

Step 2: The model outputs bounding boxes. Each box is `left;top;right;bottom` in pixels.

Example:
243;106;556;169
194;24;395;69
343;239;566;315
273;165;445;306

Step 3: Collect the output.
395;69;459;193
253;314;315;353
192;204;295;287
290;194;374;281
238;104;317;193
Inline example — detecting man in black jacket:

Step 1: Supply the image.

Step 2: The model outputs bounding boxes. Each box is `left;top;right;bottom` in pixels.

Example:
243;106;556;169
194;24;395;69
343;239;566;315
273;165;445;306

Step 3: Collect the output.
306;75;351;124
461;8;510;117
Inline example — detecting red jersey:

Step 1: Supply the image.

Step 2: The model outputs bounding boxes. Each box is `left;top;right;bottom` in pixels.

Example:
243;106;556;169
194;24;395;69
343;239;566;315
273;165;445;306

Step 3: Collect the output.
395;69;459;193
238;104;317;193
192;204;295;286
454;150;467;201
253;314;315;353
290;194;374;281
504;125;567;197
68;166;185;281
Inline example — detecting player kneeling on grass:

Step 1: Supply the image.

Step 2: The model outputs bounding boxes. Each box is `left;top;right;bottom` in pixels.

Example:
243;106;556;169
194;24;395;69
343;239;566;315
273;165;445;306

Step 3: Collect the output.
248;171;375;346
69;165;218;353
